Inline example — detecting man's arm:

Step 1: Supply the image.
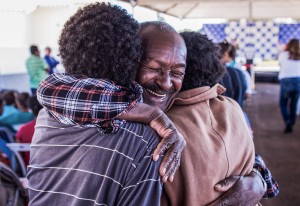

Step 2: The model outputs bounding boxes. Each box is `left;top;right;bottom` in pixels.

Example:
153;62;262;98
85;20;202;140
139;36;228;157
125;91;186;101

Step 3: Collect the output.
37;73;185;182
210;154;279;205
254;154;279;198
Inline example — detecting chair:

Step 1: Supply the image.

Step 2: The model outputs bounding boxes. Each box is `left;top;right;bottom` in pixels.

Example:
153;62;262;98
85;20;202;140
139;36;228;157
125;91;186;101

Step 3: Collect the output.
6;143;30;177
0;126;15;143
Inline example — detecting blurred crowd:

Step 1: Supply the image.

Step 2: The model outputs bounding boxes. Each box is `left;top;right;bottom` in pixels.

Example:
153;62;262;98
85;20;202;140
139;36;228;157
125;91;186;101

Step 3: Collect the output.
0;90;42;168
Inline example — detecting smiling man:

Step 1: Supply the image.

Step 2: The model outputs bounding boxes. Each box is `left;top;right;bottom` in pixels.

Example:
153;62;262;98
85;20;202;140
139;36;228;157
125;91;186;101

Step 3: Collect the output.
137;22;186;112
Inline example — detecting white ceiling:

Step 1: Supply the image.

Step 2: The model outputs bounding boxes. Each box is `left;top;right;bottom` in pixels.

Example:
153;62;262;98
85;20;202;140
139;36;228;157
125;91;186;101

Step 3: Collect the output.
121;0;300;19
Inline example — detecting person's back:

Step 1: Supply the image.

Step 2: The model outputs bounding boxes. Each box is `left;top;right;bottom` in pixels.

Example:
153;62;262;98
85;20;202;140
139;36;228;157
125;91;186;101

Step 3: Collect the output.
164;85;254;205
28;3;169;205
162;32;255;206
28;109;162;205
218;41;247;108
220;66;247;108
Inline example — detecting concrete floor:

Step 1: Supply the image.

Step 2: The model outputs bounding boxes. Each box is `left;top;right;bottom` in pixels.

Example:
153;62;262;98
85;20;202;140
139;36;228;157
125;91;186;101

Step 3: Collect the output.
244;83;300;206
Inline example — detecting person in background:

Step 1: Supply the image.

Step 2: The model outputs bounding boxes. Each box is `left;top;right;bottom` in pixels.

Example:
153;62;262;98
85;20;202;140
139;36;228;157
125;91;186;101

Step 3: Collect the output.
219;41;252;105
278;38;300;133
0;91;18;118
26;45;49;95
0;96;4;116
16;95;42;166
0;91;35;132
44;47;59;75
15;92;30;112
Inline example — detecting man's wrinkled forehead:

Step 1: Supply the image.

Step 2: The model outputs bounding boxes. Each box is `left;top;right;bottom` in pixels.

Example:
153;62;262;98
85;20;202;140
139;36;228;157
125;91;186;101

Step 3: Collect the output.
140;25;187;59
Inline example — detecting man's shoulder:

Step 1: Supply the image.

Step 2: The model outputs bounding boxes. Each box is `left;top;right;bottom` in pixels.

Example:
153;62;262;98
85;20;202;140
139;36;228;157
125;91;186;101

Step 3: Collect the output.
26;55;43;65
35;109;160;147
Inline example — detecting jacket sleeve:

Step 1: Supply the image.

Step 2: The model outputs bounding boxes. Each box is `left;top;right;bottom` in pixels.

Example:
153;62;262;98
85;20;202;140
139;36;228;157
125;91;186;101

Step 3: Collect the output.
254;154;279;198
37;73;143;125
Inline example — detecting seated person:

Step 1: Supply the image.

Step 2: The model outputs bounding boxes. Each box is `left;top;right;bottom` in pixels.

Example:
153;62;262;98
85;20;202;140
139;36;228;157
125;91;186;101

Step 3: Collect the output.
0;97;3;115
16;95;43;166
15;92;30;112
0;91;19;119
0;91;34;132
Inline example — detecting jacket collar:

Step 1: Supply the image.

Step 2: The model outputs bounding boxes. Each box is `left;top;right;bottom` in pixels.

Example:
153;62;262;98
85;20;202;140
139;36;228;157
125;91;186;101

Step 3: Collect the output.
166;84;226;111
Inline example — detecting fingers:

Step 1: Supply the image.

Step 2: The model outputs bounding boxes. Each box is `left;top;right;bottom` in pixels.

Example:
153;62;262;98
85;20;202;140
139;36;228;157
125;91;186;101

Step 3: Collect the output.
160;150;177;182
165;156;180;183
152;128;186;182
214;176;240;192
157;139;185;182
152;139;173;161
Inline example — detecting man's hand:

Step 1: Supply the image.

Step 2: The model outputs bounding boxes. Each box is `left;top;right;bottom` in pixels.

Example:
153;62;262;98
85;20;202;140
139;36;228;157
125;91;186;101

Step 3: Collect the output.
119;103;186;182
208;171;265;206
152;127;186;183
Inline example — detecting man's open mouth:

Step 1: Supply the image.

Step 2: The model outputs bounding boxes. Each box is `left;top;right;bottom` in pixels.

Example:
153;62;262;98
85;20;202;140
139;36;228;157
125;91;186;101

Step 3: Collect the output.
146;89;167;98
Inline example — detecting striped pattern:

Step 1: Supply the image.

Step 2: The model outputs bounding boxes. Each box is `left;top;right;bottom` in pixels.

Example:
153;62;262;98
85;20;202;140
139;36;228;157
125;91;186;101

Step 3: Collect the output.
26;55;48;88
37;73;143;134
28;109;162;206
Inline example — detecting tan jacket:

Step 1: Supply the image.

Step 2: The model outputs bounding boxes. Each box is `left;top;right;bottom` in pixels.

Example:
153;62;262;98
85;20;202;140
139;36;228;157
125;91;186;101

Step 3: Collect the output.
162;84;255;206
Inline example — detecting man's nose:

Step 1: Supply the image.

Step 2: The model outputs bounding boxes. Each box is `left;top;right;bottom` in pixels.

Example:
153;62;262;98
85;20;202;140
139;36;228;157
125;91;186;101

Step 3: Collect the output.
156;72;172;91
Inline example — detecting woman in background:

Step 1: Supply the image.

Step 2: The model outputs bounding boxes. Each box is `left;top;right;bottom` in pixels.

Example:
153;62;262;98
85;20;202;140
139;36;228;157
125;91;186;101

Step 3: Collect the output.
278;38;300;133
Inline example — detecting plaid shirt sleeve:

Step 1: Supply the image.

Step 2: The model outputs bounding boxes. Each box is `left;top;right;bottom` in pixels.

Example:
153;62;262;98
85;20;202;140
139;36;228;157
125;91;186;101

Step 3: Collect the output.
254;154;279;198
37;73;143;133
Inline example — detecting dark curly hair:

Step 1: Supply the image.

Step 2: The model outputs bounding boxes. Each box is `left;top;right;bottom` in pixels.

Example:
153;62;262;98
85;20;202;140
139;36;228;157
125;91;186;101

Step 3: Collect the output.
180;32;225;91
59;3;142;87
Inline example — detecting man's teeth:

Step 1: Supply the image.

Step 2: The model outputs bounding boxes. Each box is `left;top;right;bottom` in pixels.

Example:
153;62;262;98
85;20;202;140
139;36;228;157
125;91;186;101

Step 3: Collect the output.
146;89;166;97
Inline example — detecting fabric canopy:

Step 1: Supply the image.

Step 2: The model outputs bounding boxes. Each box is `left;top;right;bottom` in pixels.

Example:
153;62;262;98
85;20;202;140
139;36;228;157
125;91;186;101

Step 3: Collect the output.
120;0;300;20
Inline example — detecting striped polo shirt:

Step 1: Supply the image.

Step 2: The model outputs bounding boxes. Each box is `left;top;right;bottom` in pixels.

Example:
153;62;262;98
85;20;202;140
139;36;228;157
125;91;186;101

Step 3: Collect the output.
28;109;163;206
25;55;48;89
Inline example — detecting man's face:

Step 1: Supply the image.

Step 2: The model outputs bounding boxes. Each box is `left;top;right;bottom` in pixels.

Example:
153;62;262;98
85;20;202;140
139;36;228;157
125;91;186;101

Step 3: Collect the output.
34;50;40;57
45;48;51;56
137;27;187;111
221;52;231;64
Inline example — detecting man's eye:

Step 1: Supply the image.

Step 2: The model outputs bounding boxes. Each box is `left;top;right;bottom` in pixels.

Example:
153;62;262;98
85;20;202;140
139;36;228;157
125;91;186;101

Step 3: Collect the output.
171;72;185;78
145;66;161;72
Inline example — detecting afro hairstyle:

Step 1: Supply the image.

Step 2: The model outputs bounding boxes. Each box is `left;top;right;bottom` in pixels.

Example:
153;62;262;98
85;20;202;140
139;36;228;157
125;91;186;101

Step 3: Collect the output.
59;3;142;87
180;32;225;91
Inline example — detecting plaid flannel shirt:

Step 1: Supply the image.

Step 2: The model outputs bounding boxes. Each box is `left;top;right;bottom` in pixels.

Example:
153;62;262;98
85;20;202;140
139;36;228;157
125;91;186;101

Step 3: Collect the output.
37;73;143;133
254;154;279;198
38;73;279;199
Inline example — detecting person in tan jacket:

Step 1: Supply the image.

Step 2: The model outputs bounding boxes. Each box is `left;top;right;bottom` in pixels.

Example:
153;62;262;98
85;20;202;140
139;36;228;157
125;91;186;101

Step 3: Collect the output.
161;32;258;206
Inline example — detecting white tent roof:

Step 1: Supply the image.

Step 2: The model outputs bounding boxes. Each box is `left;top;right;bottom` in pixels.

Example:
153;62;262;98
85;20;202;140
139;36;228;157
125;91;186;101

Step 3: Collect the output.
121;0;300;20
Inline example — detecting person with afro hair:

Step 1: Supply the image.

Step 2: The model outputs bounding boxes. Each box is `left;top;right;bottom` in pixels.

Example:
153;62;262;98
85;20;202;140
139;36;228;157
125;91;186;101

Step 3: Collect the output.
38;2;184;182
161;31;262;205
29;3;185;206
